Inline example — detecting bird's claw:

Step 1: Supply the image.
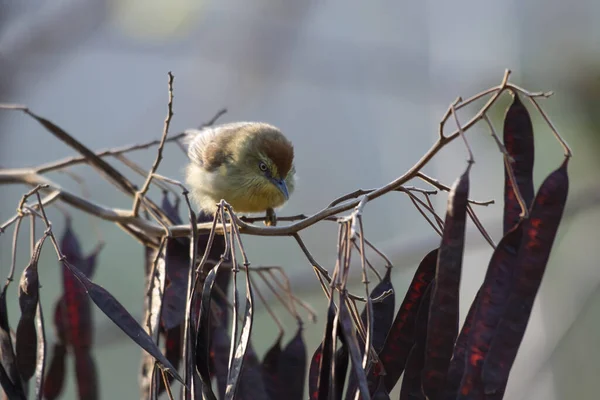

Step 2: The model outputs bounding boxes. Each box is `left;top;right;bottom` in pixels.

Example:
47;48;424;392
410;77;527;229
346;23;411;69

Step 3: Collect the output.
264;208;277;227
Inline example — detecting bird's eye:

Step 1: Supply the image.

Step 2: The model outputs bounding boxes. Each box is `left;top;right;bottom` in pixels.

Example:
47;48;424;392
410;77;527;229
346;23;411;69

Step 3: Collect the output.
259;162;268;172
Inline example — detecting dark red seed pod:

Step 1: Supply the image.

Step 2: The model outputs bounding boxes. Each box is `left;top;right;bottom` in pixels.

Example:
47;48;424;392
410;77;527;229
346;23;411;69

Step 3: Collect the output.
60;219;96;351
503;93;535;233
344;268;395;399
399;284;432;400
74;351;98;400
15;236;44;382
62;258;183;384
377;248;438;394
422;164;471;400
156;324;182;395
237;344;269;400
42;343;66;400
308;342;323;400
0;287;25;398
481;158;569;399
360;267;395;354
262;334;283;399
195;262;221;400
455;223;524;399
310;302;336;400
223;271;255;400
372;376;391;399
444;289;480;400
161;237;191;331
211;325;230;399
333;343;349;399
278;324;307;400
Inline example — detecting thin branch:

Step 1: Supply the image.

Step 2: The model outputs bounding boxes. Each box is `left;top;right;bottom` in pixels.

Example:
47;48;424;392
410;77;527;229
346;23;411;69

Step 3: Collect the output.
160;368;175;400
113;154;175;195
416;172;494;206
58;169;106;244
249;273;285;335
450;103;475;164
132;72;175;216
263;268;317;322
407;193;443;237
483;113;529;220
359;234;394;269
6;217;23;286
526;96;573;157
29;108;227;175
466;204;496;249
424;192;445;230
351;240;382;281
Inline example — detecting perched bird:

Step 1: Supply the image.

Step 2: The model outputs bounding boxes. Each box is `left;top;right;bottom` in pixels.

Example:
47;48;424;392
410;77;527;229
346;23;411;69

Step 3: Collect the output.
184;122;296;219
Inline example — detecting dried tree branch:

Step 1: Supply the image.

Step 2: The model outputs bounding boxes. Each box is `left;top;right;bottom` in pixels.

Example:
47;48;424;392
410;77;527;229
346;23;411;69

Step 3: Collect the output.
0;71;572;305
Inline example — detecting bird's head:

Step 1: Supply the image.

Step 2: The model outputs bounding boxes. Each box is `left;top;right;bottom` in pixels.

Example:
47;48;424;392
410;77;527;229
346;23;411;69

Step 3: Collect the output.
229;126;296;211
185;122;296;214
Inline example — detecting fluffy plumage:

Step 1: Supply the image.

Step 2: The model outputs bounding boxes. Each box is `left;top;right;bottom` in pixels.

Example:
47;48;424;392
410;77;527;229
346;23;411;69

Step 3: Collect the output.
185;122;296;214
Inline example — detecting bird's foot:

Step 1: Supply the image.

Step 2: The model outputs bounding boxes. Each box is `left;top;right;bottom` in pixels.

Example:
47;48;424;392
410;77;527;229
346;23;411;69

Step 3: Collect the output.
264;207;277;227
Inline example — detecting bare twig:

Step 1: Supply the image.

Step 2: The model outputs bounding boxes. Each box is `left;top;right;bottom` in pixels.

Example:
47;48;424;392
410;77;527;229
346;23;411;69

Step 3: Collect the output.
416;172;494;206
132;72;175;216
527;96;572;157
160;367;175;400
359;234;394;269
249;273;286;334
113;154;175;195
7;217;23;286
483;112;529;220
351;240;382;281
263;268;317;322
466;204;496;249
28;108;227;175
451;103;475;164
408;194;443;237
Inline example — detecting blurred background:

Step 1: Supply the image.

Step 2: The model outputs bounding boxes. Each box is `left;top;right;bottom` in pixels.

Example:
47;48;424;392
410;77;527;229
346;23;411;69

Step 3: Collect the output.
1;0;599;399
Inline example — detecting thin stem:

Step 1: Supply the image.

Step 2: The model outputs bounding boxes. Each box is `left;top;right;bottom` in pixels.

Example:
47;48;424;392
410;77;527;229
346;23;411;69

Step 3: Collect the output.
527;96;572;157
358;234;394;269
132;72;175;216
113;154;175;195
482;113;529;220
424;193;445;230
161;367;176;400
466;205;496;249
357;218;372;370
292;232;367;303
451;103;475;164
249;273;285;335
416;172;494;206
144;237;168;332
30;108;227;175
7;217;23;286
263;268;317;322
408;194;443;237
351;240;382;281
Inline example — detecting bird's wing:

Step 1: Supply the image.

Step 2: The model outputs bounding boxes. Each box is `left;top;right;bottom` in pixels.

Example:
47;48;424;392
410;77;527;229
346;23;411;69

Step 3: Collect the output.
184;122;253;171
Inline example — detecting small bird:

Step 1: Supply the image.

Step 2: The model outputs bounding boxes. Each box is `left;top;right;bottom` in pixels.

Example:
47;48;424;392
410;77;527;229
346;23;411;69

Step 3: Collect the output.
184;122;296;220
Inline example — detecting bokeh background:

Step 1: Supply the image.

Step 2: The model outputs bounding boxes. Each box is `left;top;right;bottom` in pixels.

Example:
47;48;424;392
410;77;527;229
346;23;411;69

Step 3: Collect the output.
1;1;600;399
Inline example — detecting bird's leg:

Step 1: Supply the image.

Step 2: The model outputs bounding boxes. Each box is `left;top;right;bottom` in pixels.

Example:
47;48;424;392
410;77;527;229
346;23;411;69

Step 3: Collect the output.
264;207;277;227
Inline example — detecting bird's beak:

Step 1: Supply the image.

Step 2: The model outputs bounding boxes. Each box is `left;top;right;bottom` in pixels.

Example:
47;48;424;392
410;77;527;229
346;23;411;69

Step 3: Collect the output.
271;178;289;200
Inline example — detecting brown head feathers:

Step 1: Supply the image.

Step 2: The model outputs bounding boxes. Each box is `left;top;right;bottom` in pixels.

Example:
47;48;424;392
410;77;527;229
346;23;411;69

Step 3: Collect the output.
248;124;294;178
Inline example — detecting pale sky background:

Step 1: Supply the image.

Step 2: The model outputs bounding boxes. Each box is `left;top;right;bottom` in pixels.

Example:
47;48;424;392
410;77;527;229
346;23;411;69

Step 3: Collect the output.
1;1;600;399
